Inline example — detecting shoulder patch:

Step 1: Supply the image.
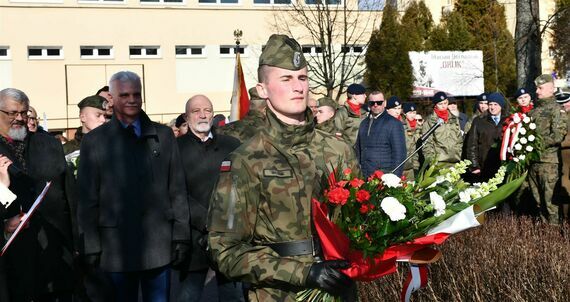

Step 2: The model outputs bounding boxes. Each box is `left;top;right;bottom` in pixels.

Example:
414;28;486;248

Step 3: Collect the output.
220;160;231;172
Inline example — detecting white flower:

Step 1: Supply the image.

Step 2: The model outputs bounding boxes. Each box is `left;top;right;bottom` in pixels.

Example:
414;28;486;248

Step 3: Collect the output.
459;190;472;203
528;135;535;142
519;137;527;144
518;154;526;160
513;157;519;162
519;127;527;135
380;197;406;221
526;145;533;152
514;143;522;151
523;116;531;123
529;123;536;130
429;192;446;217
512;114;521;123
381;173;402;188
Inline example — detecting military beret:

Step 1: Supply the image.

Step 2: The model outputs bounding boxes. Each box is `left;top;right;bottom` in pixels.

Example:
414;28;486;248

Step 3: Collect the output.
175;113;186;128
534;74;554;86
432;91;448;104
555;87;570;104
448;96;457;104
248;87;262;101
476;93;488;102
514;88;530;99
487;92;506;108
317;97;338;110
259;34;306;70
386;96;402;109
403;102;417;113
347;83;366;95
77;95;107;110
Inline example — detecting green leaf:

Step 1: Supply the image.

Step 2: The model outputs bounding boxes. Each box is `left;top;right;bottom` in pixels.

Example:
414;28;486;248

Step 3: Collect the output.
472;172;527;213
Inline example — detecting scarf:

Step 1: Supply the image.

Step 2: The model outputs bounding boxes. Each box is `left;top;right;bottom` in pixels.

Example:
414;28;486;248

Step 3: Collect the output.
408;118;417;129
518;103;533;114
347;99;362;117
434;108;449;123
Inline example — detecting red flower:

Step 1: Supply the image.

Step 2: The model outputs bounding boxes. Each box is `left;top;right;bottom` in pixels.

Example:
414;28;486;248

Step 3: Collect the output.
365;232;372;242
359;203;370;214
343;168;352;176
327;187;350;205
350;178;365;188
337;180;348;187
401;175;407;182
356;190;370;203
368;170;384;181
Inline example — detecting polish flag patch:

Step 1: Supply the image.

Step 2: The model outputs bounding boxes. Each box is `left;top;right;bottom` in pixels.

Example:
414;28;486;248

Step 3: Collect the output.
220;160;232;172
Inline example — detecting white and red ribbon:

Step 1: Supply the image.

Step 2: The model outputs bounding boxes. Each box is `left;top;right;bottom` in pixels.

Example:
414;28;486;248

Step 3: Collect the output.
401;264;428;302
500;113;524;160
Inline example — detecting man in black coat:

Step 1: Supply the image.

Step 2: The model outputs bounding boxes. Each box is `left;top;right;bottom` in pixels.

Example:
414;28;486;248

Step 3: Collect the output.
0;88;74;301
175;94;242;302
77;71;191;302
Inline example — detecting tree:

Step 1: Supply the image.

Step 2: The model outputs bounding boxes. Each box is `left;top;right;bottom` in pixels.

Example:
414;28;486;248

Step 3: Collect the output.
364;3;414;98
272;1;380;102
400;0;434;51
551;0;570;77
428;11;474;51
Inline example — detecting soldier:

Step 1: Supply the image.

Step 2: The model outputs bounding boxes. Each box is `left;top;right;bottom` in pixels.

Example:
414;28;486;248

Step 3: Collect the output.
334;83;368;146
207;34;358;301
217;87;267;143
402;102;421;180
315;96;338;134
528;74;567;224
307;97;318;115
555;87;570;223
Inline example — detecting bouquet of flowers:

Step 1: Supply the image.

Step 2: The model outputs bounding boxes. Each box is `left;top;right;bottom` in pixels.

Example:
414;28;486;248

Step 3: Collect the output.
500;112;542;180
296;160;526;302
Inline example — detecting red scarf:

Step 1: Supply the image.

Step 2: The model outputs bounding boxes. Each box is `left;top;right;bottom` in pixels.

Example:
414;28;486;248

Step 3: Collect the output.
434;108;449;122
518;103;533;114
408;118;417;129
347;99;362;117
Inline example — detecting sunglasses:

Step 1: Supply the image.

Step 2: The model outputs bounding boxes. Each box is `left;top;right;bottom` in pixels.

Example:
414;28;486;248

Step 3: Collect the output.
368;101;384;106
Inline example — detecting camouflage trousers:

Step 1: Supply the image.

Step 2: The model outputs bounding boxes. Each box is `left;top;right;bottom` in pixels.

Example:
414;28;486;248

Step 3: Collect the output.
528;163;560;224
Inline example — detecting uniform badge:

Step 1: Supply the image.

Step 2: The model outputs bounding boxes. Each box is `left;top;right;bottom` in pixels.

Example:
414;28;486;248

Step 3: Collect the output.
395;101;400;106
293;52;301;68
220;160;231;172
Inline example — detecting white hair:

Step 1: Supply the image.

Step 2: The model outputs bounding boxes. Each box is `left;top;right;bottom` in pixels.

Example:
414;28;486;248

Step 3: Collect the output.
109;71;141;94
0;88;30;108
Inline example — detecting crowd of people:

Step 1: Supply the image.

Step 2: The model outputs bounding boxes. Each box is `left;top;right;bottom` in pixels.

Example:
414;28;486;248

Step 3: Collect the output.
0;32;569;302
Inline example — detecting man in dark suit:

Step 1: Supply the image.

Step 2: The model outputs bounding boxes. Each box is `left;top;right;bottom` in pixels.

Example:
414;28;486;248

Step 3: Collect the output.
175;94;242;302
78;71;191;302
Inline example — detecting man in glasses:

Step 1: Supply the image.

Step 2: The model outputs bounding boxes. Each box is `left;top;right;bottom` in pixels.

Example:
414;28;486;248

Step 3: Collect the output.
367;91;385;117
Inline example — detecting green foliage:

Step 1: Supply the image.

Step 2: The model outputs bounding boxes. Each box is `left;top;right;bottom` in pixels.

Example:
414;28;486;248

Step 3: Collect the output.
364;4;414;98
428;11;474;51
400;0;434;51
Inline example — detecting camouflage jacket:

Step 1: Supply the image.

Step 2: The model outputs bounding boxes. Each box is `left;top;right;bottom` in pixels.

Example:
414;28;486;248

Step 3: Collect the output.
403;120;421;171
528;97;567;163
217;110;266;143
207;108;359;302
421;111;463;164
333;103;367;146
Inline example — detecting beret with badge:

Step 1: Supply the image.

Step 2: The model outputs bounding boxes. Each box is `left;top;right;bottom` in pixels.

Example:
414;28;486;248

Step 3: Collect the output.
403;102;417;113
534;74;554;86
476;92;488;102
317;97;338;110
432;91;448;104
259;34;307;70
78;95;107;111
347;83;366;95
514;88;530;99
386;96;402;109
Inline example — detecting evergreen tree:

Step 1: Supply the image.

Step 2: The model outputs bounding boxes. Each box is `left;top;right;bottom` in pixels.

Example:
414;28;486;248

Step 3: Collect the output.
400;0;434;51
365;4;414;99
428;11;474;51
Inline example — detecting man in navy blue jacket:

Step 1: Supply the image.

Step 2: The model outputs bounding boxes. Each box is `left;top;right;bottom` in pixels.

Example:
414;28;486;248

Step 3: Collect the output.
355;96;407;177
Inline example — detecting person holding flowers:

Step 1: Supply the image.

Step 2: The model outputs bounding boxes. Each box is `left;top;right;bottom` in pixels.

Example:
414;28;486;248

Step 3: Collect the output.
207;34;359;302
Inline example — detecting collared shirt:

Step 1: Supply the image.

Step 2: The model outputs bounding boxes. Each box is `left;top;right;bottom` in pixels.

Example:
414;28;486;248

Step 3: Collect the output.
492;115;500;125
119;118;142;137
202;131;213;142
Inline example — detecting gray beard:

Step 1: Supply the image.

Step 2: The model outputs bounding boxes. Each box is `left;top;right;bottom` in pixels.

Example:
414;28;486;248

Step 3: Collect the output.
9;127;27;141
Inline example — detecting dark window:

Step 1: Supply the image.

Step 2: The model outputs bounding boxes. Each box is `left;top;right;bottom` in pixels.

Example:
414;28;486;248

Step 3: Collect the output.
353;46;364;53
253;0;270;3
315;46;323;53
234;47;244;54
190;48;202;55
220;0;238;3
46;48;60;56
146;48;158;55
81;48;94;56
98;48;111;56
175;47;187;55
220;47;231;54
0;49;7;57
341;46;350;53
130;48;142;55
302;46;312;53
28;49;42;56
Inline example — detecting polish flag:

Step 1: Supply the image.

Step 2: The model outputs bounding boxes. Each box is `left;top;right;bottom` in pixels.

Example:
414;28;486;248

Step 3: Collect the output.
230;51;249;122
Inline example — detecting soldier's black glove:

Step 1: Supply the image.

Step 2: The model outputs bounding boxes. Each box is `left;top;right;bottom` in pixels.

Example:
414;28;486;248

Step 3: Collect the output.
171;241;192;270
305;260;353;297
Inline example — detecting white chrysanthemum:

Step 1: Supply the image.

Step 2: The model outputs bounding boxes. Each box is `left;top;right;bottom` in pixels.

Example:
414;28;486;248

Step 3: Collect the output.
518;154;526;160
514;143;522;151
526;145;533;152
459;188;475;203
519;137;527;144
512;114;521;123
380;197;406;221
523;116;531;123
519;127;527;135
513;157;519;162
429;192;446;217
381;173;402;188
529;123;536;130
528;135;535;142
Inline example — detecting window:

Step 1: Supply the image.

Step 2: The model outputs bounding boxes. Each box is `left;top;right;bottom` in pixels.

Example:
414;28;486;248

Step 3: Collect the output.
341;44;365;55
80;46;113;59
78;0;124;3
175;45;205;58
28;46;63;59
305;0;341;4
129;46;161;58
219;45;247;57
198;0;239;4
358;0;382;10
301;45;323;55
253;0;291;4
140;0;183;3
0;47;10;60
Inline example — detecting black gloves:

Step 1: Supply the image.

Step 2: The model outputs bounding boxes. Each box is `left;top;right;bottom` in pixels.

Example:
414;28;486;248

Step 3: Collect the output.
305;260;353;297
171;241;192;269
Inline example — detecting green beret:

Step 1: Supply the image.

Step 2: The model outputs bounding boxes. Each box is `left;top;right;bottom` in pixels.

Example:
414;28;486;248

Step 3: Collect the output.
534;74;554;86
317;97;337;110
78;95;107;110
248;87;262;101
259;34;307;70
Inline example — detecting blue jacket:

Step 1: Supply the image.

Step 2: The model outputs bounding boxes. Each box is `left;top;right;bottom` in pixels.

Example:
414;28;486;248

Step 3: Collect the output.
356;112;407;177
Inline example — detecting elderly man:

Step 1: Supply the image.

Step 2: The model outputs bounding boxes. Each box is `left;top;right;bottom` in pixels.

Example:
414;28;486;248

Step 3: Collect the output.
175;95;241;302
0;88;74;301
78;71;191;301
207;34;358;301
527;75;567;224
334;83;368;146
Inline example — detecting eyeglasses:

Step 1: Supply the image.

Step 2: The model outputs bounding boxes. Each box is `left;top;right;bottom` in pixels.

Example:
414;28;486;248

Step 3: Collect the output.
368;101;384;106
0;110;28;119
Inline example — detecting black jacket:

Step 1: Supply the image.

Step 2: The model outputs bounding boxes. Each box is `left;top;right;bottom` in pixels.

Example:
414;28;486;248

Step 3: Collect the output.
465;114;506;180
177;130;240;271
77;111;190;272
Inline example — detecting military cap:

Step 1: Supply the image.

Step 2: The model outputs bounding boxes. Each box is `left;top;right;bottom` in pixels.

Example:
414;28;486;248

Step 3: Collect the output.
347;83;366;95
555;87;570;104
534;74;554;86
317;97;338;109
386;96;402;109
175;113;186;128
476;93;488;102
448;96;457;104
432;91;448;104
487;92;505;108
514;88;530;99
77;95;107;110
259;34;306;70
249;87;262;101
403;102;417;113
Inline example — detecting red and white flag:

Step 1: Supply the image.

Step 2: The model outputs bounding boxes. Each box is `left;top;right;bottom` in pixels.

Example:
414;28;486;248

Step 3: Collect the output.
230;51;249;122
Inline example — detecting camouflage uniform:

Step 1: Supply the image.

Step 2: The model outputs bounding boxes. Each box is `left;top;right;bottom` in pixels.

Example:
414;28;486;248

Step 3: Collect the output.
402;120;421;180
217;109;266;143
421;111;463;165
528;96;567;223
333;104;367;146
207;108;359;302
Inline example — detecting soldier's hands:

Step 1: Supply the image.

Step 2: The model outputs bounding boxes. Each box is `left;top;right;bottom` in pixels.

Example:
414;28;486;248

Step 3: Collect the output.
171;241;192;270
305;260;353;297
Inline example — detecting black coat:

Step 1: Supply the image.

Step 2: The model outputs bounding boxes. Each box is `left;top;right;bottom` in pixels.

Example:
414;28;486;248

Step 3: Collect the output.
77;111;190;272
177;130;240;271
465;115;505;180
0;131;74;300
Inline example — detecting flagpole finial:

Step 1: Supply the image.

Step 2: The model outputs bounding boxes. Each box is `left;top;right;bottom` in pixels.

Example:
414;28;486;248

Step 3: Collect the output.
234;29;243;46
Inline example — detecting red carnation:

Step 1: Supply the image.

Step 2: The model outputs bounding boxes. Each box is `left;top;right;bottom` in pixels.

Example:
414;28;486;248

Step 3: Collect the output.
327;187;350;205
343;168;352;176
356;190;370;203
368;170;384;181
350;178;365;188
